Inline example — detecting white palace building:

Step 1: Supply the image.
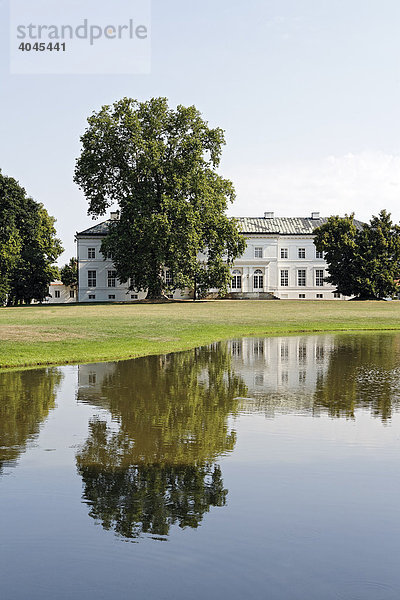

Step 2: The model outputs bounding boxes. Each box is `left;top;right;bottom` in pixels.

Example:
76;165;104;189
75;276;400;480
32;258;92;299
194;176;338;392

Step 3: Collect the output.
73;211;355;302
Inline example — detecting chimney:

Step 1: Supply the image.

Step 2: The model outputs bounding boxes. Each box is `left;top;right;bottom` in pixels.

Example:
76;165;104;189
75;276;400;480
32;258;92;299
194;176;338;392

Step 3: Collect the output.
311;212;320;220
264;211;274;219
110;211;120;221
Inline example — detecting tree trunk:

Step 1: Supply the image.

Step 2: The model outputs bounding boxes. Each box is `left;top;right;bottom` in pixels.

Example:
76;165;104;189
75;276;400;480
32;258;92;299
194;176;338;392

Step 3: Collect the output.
193;275;197;301
145;278;164;300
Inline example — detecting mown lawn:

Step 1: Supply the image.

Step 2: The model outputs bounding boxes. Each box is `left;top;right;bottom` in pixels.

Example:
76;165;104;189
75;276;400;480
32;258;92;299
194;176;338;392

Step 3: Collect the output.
1;300;400;369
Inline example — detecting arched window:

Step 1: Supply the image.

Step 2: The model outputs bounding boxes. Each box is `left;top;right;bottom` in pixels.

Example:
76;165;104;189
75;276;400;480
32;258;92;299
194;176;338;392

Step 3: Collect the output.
231;269;242;290
253;269;263;289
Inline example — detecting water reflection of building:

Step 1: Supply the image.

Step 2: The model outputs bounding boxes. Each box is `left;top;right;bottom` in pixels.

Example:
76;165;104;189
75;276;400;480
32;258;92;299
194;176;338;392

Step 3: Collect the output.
228;334;400;421
228;336;334;399
78;337;336;419
78;333;400;427
77;362;117;406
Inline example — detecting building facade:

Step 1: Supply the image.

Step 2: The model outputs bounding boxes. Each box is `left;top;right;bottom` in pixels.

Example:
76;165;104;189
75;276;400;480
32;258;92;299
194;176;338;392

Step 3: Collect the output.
76;211;356;301
46;281;77;304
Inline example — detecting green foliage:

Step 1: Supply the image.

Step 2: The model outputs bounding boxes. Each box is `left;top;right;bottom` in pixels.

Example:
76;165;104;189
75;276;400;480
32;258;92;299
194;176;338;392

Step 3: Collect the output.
9;203;63;304
0;367;63;472
77;345;246;465
74;97;245;299
0;174;24;304
76;345;246;538
78;447;227;539
60;257;78;289
0;171;63;304
314;210;400;299
0;230;21;305
313;334;400;422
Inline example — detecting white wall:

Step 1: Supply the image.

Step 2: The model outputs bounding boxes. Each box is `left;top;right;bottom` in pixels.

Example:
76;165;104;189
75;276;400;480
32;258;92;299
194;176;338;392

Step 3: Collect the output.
76;232;346;301
228;335;334;393
231;235;345;299
46;282;76;304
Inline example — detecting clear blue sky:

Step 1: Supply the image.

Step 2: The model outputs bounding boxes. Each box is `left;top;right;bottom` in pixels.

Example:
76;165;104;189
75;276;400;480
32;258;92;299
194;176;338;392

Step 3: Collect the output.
1;0;400;263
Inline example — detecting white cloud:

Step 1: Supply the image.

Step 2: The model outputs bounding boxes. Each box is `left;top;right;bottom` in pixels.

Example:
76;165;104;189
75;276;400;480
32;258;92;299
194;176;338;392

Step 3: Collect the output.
226;152;400;223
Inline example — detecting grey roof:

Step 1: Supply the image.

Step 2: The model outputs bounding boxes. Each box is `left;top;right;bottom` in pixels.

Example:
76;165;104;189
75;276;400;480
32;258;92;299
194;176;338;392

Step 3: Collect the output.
76;220;114;237
77;216;365;237
236;216;364;234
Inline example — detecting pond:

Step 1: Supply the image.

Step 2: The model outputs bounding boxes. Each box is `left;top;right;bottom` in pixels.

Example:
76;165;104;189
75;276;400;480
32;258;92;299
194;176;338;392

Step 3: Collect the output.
1;333;400;599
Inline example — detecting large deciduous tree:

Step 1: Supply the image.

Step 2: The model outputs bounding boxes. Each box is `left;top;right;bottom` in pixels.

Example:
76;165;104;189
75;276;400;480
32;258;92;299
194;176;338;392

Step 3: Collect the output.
0;171;63;305
74;97;245;299
314;210;400;299
0;174;24;304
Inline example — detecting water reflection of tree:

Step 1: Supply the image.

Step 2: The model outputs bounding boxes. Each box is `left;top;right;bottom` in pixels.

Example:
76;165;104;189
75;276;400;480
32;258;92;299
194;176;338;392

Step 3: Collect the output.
313;334;400;421
0;368;63;471
76;345;247;539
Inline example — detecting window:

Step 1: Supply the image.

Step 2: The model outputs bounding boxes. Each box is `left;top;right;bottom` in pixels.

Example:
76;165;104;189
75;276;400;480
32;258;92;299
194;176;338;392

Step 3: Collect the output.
280;269;288;287
231;270;242;289
231;341;242;356
131;294;138;300
54;290;60;298
253;269;263;289
88;294;96;300
298;345;307;361
316;250;323;259
108;294;115;300
69;290;74;298
280;343;289;360
107;270;117;288
254;247;263;258
299;294;305;299
297;269;306;286
334;292;341;298
298;248;306;259
316;293;323;299
88;373;97;385
165;270;173;286
280;248;288;259
253;340;263;355
88;270;96;287
88;247;96;259
315;269;324;287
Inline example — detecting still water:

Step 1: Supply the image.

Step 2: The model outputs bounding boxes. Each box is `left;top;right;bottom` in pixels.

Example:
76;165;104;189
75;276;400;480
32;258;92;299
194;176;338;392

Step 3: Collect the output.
1;333;400;599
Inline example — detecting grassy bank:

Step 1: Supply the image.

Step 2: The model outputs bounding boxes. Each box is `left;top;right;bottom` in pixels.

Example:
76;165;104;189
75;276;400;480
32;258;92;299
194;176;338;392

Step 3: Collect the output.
1;300;400;369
